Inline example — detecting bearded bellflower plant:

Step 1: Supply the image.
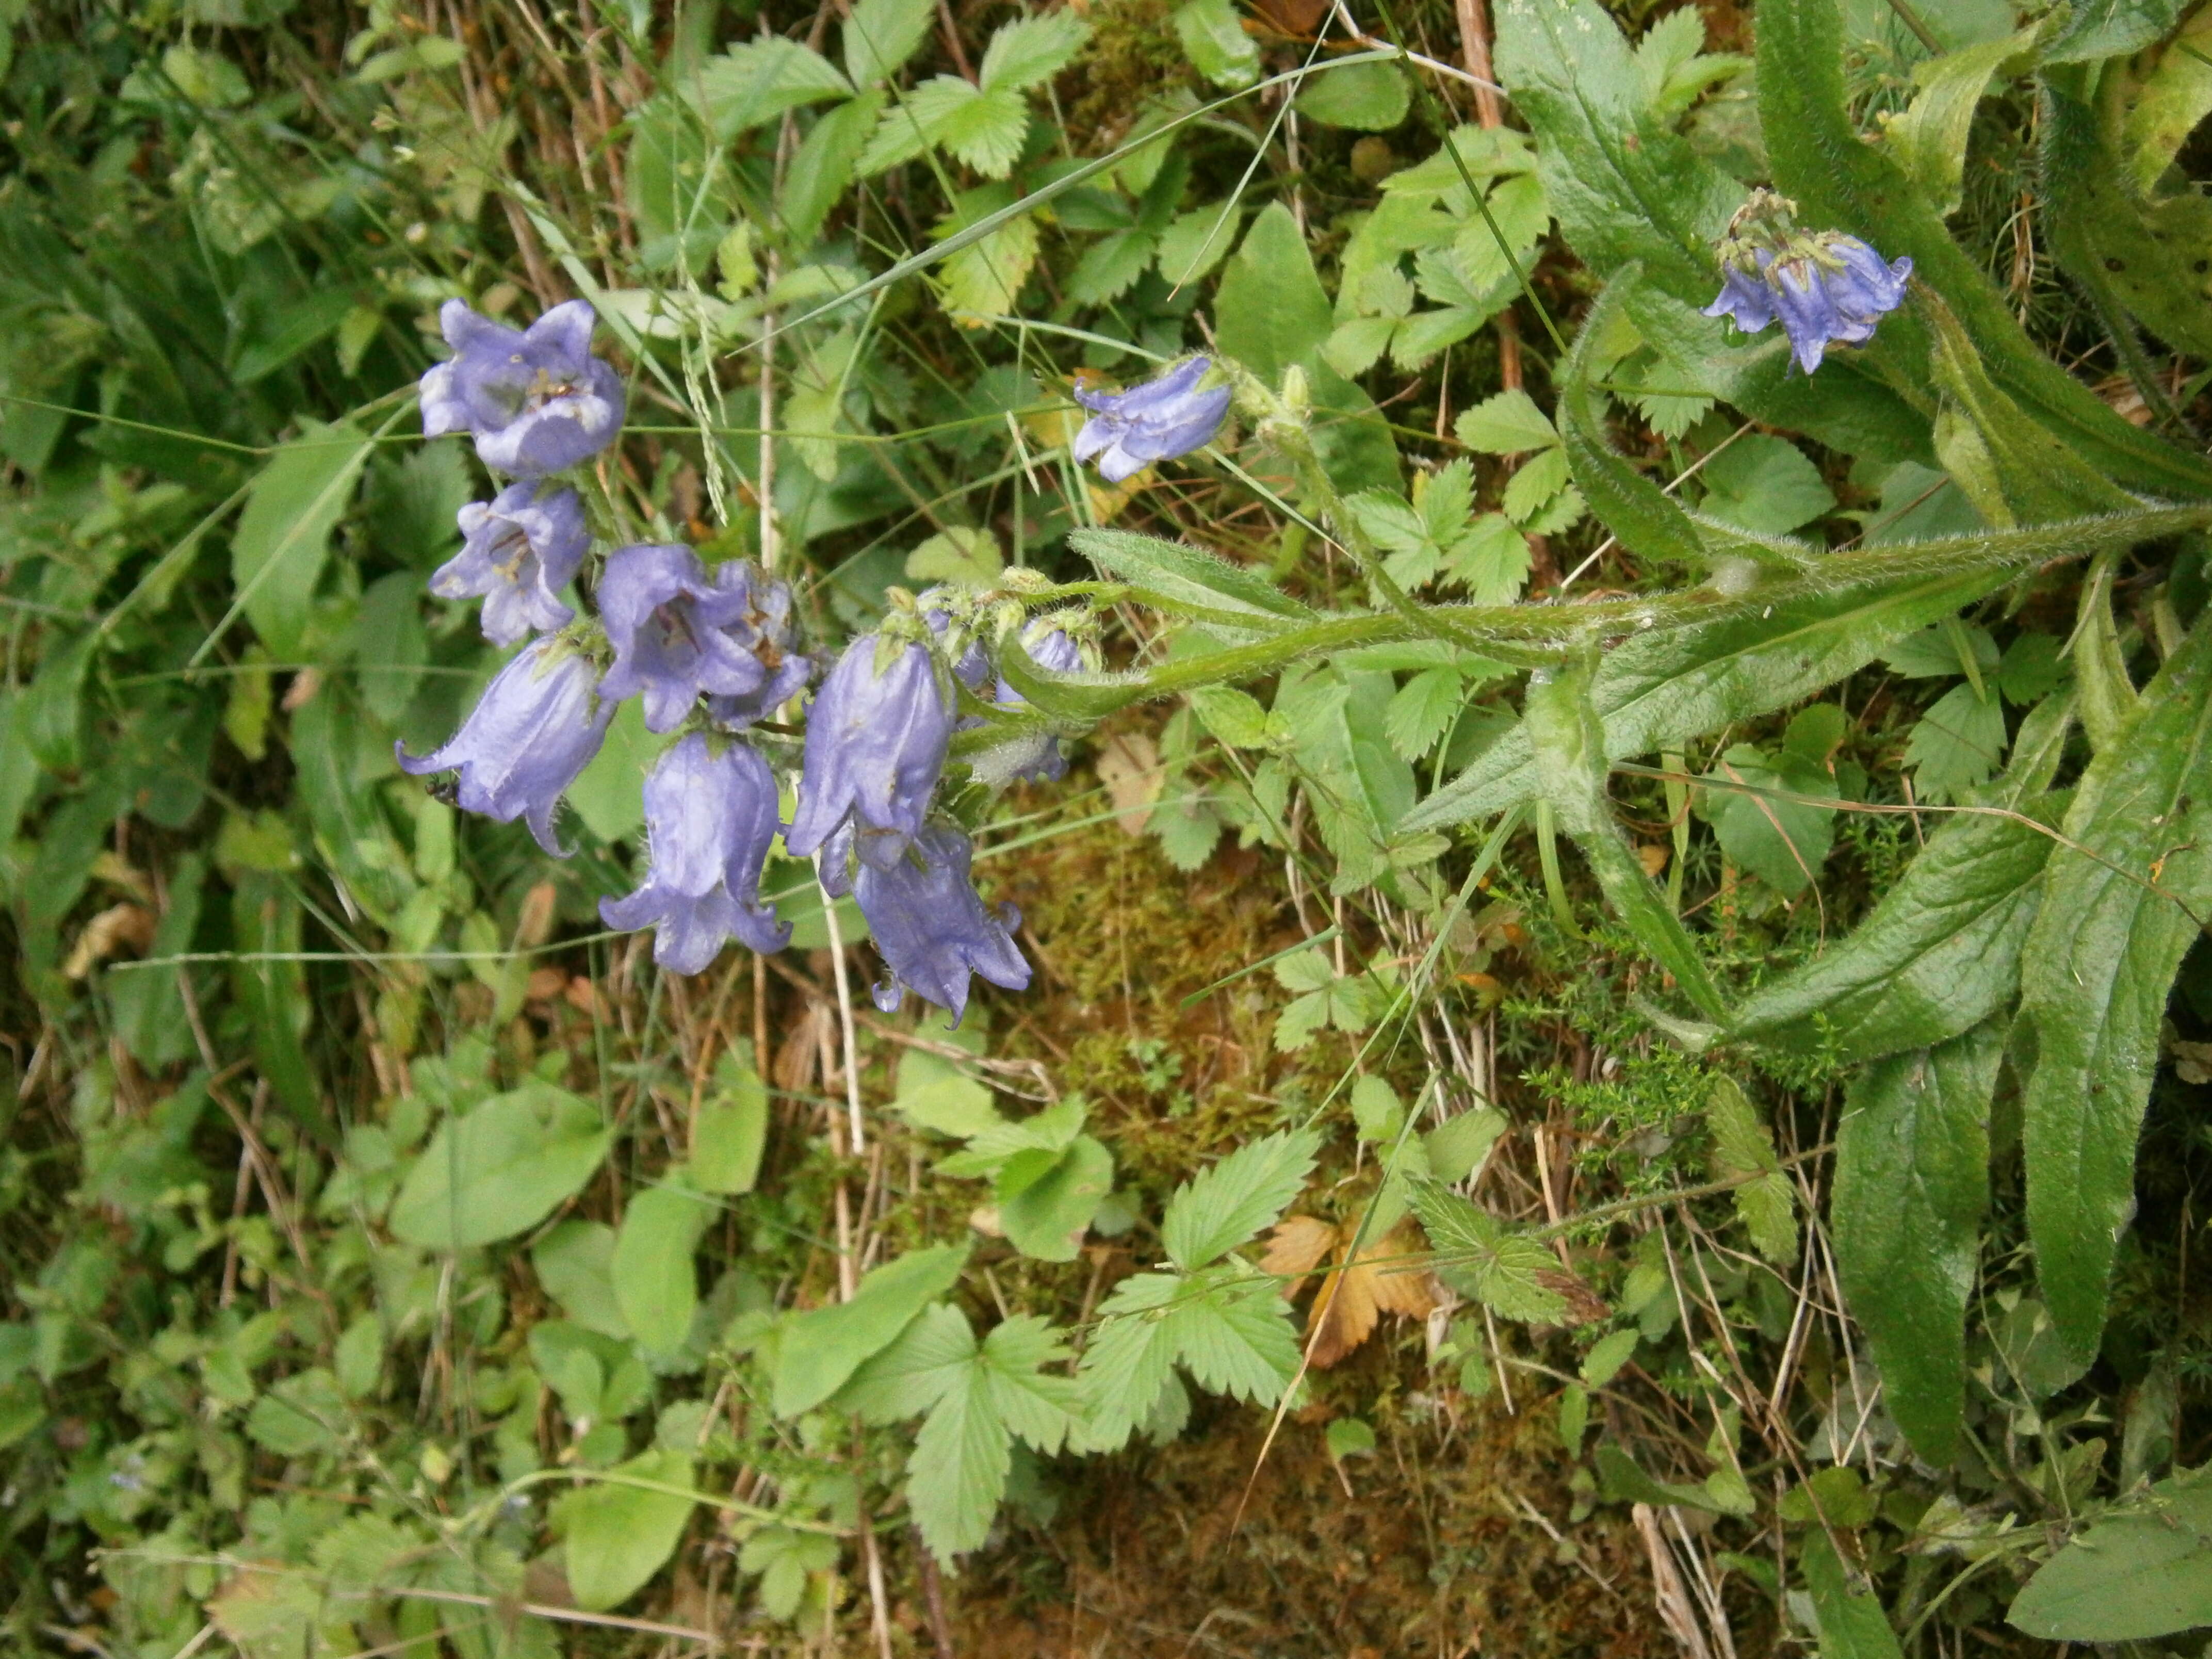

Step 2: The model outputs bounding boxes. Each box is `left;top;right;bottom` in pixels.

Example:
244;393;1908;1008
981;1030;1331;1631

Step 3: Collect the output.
396;638;613;855
1071;355;1231;482
409;302;1066;1017
1703;189;1912;374
600;734;790;972
598;543;812;733
784;631;954;871
433;481;588;645
418;298;627;476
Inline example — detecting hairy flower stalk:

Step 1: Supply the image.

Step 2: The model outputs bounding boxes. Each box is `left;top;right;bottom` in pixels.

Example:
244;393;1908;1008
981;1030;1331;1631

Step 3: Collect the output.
434;482;588;645
600;734;789;972
598;544;812;733
419;299;627;477
1072;356;1231;482
784;631;952;870
1704;189;1912;375
396;637;612;854
987;621;1085;783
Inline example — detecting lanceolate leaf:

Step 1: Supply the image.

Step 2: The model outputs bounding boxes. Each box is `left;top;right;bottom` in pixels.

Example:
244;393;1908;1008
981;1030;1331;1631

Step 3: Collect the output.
1526;657;1726;1017
1070;528;1315;634
1834;1021;2004;1466
2020;619;2212;1372
1729;795;2061;1062
2008;1466;2212;1640
1756;0;2212;500
1402;503;2210;833
2040;74;2212;366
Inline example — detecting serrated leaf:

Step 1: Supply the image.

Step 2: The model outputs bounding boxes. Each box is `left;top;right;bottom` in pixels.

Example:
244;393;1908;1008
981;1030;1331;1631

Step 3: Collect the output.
1834;1022;2002;1467
1385;666;1466;760
1705;1077;1797;1265
1902;682;2008;804
1160;1128;1321;1270
1455;388;1558;453
1172;1265;1304;1398
843;0;933;86
693;38;852;137
979;11;1089;91
1077;1271;1184;1450
2021;620;2212;1371
837;1303;975;1424
1409;1181;1568;1324
1502;446;1572;525
1188;685;1272;748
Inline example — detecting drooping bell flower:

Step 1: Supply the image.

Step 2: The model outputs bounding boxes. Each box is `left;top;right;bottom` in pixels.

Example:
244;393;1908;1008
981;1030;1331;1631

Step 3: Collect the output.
418;299;626;478
852;823;1031;1022
784;633;951;869
1072;356;1231;483
397;638;611;854
600;734;789;972
598;544;812;733
707;563;812;729
986;622;1085;785
433;482;588;646
1703;189;1911;376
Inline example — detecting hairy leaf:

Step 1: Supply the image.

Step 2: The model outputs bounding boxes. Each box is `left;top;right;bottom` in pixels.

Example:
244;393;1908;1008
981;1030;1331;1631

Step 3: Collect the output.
2021;619;2212;1370
1834;1022;2002;1464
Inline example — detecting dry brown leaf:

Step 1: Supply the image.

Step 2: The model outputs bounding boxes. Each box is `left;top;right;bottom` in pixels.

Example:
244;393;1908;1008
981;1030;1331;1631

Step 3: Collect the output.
1535;1264;1613;1326
1259;1215;1337;1293
1094;731;1163;835
64;903;156;980
1306;1228;1439;1368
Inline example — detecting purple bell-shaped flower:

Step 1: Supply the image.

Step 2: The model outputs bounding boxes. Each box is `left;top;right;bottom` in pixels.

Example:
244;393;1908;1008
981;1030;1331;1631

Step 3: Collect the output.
433;482;588;646
1072;356;1231;483
1703;191;1911;376
784;635;952;870
598;544;812;733
599;734;790;972
396;638;612;854
850;822;1031;1022
419;299;627;478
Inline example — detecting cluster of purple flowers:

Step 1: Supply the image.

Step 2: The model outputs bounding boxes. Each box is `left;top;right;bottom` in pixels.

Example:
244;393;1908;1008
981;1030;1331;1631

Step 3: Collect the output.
1703;189;1912;375
398;299;1127;1020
